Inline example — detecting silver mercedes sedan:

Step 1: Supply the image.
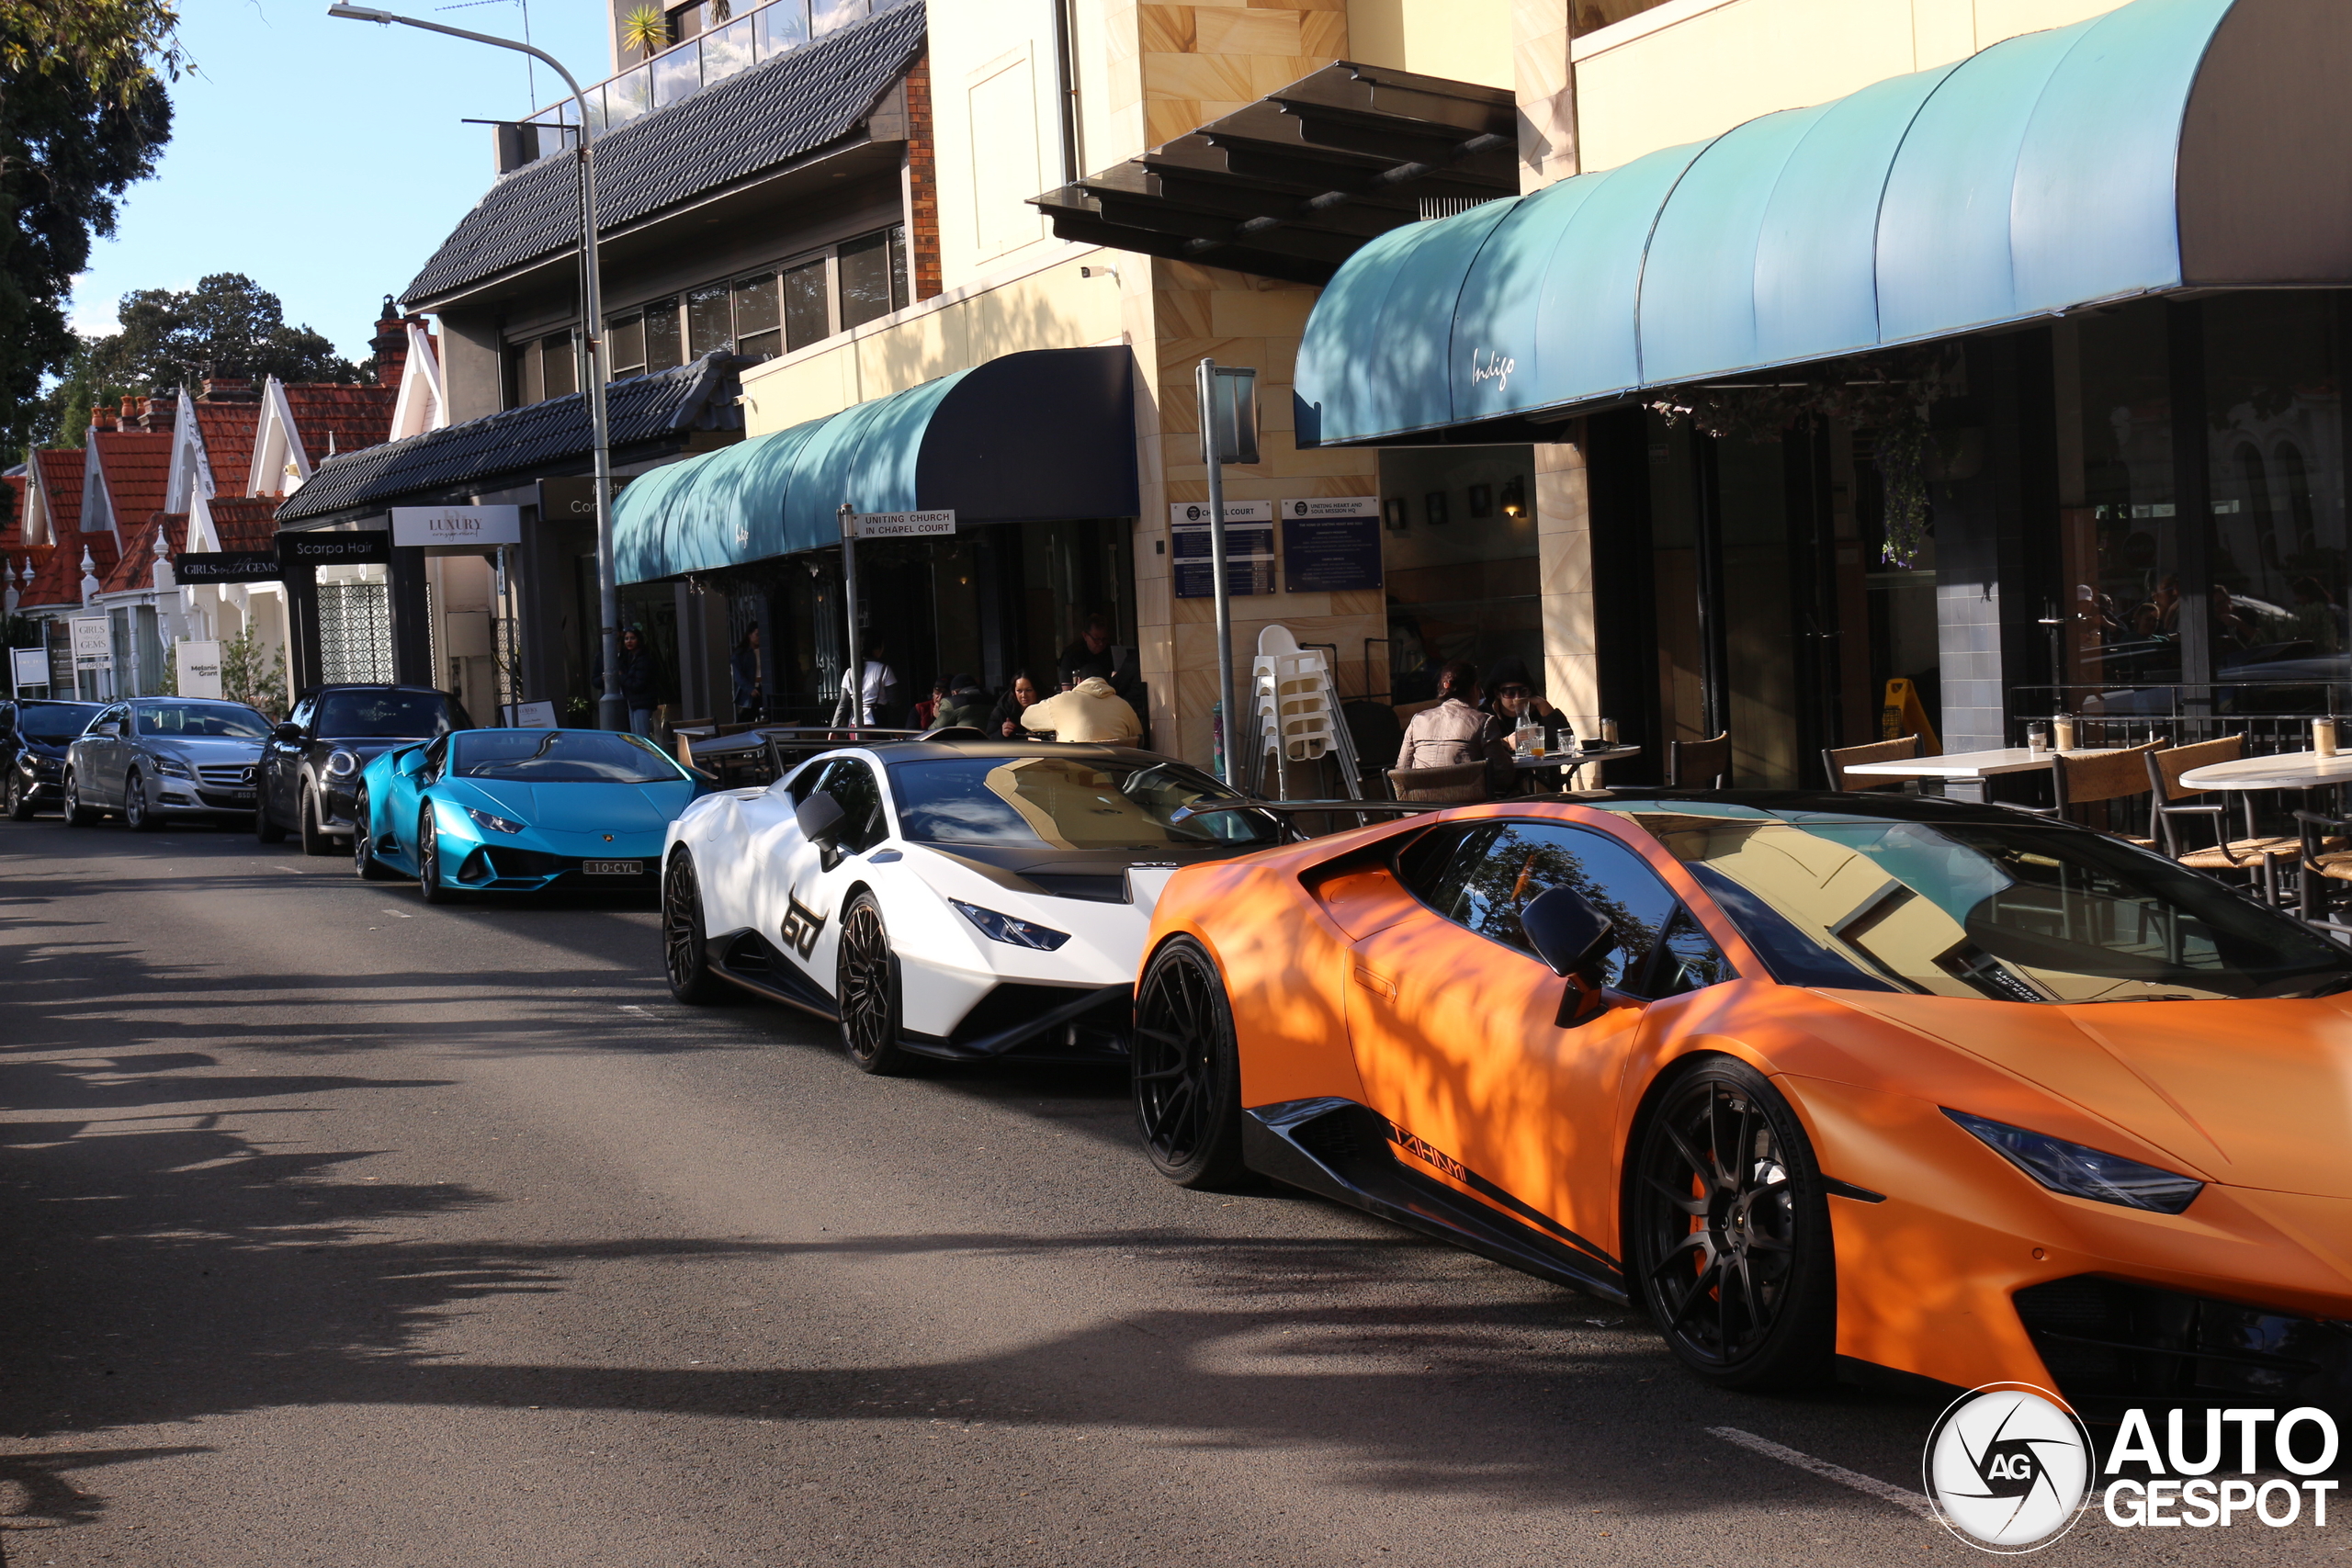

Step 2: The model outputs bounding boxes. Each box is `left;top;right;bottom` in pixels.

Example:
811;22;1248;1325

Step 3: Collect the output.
63;697;273;830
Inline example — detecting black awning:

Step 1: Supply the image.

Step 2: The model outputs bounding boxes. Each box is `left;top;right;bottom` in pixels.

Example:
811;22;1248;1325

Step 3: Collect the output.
1029;62;1518;285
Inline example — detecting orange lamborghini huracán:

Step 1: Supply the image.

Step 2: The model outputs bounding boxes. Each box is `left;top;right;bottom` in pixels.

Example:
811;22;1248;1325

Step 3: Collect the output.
1128;792;2352;1409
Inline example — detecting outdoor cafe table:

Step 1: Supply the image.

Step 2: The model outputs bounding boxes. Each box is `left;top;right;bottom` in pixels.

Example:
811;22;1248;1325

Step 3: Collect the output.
1515;741;1642;789
1839;745;2123;784
2177;750;2352;919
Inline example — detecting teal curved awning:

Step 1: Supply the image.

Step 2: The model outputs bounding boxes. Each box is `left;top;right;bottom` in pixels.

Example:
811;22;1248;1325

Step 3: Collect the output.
1295;0;2352;446
616;346;1137;584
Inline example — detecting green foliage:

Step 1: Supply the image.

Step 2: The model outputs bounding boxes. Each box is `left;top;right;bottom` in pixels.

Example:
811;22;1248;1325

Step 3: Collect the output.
0;0;181;457
219;619;288;719
33;344;130;448
83;273;359;398
619;4;669;57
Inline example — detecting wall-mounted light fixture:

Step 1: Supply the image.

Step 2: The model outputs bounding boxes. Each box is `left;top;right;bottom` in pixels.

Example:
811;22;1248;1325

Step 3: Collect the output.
1383;497;1408;531
1500;477;1526;519
1467;482;1494;518
1424;491;1451;525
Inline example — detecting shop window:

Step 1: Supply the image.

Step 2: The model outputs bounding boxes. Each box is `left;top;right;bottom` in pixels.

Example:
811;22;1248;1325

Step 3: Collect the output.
644;298;684;372
686;284;733;358
2054;303;2177;693
1377;445;1539;704
838;225;908;329
2202;293;2349;691
784;257;829;352
732;271;783;361
608;312;647;379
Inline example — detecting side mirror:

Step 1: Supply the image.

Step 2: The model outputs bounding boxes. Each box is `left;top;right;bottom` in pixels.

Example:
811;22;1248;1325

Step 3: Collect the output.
1521;886;1619;1026
795;792;846;846
273;722;303;744
392;747;424;776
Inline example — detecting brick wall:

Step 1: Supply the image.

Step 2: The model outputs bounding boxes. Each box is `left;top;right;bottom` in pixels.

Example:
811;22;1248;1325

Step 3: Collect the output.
903;52;942;302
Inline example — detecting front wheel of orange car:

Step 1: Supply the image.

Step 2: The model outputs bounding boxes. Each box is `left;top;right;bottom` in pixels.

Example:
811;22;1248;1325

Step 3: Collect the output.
1628;1057;1835;1392
1132;938;1250;1190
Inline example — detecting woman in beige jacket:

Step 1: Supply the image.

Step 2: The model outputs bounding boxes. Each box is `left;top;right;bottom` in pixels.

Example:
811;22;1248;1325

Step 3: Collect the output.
1395;660;1512;796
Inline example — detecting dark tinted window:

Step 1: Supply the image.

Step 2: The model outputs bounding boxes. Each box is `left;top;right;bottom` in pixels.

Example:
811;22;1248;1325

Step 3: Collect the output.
1646;908;1733;999
1398;819;1683;992
15;704;99;744
315;691;462;739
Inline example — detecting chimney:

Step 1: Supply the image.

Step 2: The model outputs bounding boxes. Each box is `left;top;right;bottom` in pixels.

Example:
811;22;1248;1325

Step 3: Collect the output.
198;363;257;402
140;395;175;433
370;296;415;389
89;407;119;434
119;394;140;424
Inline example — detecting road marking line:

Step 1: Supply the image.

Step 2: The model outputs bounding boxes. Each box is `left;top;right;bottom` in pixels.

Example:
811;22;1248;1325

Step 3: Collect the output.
1707;1426;1936;1520
382;909;413;919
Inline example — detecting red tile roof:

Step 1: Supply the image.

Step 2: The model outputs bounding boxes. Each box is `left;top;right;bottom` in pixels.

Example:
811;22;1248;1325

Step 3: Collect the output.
36;449;85;537
89;429;173;532
207;496;283;552
19;525;118;609
285;382;397;469
104;512;190;594
189;401;261;496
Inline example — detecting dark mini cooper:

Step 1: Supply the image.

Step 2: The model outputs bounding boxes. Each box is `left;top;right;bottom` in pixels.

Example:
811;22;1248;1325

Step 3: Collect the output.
256;684;471;854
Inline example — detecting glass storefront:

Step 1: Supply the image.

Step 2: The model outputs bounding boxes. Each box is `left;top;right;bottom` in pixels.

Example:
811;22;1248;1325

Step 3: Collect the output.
1377;445;1540;703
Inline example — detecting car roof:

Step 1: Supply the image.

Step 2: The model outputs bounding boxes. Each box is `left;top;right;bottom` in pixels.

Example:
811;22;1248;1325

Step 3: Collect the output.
862;740;1191;767
306;683;451;695
12;699;99;710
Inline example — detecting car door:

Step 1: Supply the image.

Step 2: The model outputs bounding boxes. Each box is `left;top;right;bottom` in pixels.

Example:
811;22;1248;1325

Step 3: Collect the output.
378;739;441;865
771;757;889;990
266;695;315;824
1342;817;1731;1262
82;705;130;804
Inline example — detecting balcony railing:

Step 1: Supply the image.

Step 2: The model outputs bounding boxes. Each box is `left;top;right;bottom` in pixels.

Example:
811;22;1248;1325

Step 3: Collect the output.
521;0;885;150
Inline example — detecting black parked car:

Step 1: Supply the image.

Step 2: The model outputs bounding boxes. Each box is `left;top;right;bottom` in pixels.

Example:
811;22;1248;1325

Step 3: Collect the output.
3;698;104;819
256;684;471;854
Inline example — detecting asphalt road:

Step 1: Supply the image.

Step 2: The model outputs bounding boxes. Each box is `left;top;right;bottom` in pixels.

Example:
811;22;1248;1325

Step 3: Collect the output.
1;812;2339;1566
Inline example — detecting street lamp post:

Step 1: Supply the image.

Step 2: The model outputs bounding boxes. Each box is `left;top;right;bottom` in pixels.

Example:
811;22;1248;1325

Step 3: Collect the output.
327;4;625;732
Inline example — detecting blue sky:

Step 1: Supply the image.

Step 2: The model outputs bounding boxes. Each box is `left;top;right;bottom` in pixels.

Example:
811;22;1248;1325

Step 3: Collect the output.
68;0;614;361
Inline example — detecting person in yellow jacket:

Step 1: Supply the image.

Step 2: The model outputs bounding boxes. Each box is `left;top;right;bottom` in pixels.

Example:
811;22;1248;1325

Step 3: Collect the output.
1020;675;1141;744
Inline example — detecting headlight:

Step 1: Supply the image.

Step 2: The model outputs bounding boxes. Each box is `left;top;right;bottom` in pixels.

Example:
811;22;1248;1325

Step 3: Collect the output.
325;749;360;777
153;756;194;780
1944;1108;2203;1213
466;807;527;835
950;899;1071;951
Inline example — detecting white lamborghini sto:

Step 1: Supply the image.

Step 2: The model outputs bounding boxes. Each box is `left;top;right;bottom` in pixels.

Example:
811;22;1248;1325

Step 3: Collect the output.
660;739;1282;1073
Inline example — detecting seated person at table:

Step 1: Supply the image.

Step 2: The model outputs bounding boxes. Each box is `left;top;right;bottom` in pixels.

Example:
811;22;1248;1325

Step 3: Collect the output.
1396;660;1513;796
1021;676;1140;744
1479;655;1573;752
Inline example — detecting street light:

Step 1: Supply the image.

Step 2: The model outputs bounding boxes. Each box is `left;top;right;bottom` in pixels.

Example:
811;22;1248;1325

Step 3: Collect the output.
326;3;625;732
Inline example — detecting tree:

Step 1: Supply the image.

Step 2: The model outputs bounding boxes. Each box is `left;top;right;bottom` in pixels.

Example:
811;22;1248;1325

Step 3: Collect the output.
29;343;130;448
84;273;359;396
0;1;182;457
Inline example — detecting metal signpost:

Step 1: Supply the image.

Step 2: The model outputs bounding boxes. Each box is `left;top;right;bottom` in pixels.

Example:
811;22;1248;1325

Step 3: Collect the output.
835;503;862;726
328;4;622;730
1194;359;1260;783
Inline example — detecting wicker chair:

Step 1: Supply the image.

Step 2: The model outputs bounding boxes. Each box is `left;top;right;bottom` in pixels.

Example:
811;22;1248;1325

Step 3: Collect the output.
2144;737;2297;902
1667;732;1732;789
2017;741;2161;844
1822;734;1920;792
1386;762;1490;803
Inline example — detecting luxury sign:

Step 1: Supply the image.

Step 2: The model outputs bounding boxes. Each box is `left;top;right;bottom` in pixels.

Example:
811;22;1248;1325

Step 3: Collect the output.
390;505;523;548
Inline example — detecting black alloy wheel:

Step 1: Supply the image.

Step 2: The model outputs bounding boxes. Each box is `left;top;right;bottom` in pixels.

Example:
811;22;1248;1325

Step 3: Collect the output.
254;780;287;843
1627;1056;1835;1391
298;782;334;856
62;770;99;828
352;789;397;881
6;769;33;821
836;891;918;1075
124;771;158;832
416;809;458;905
662;852;734;1005
1131;938;1250;1189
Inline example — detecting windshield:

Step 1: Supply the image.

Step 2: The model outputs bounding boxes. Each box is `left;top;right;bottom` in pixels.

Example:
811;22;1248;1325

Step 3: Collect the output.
133;701;270;739
1622;807;2352;1003
888;757;1280;848
17;705;99;745
450;729;681;784
316;690;461;739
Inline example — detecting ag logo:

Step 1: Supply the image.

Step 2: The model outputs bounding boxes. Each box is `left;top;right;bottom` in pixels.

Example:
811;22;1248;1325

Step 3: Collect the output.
1924;1383;2093;1552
